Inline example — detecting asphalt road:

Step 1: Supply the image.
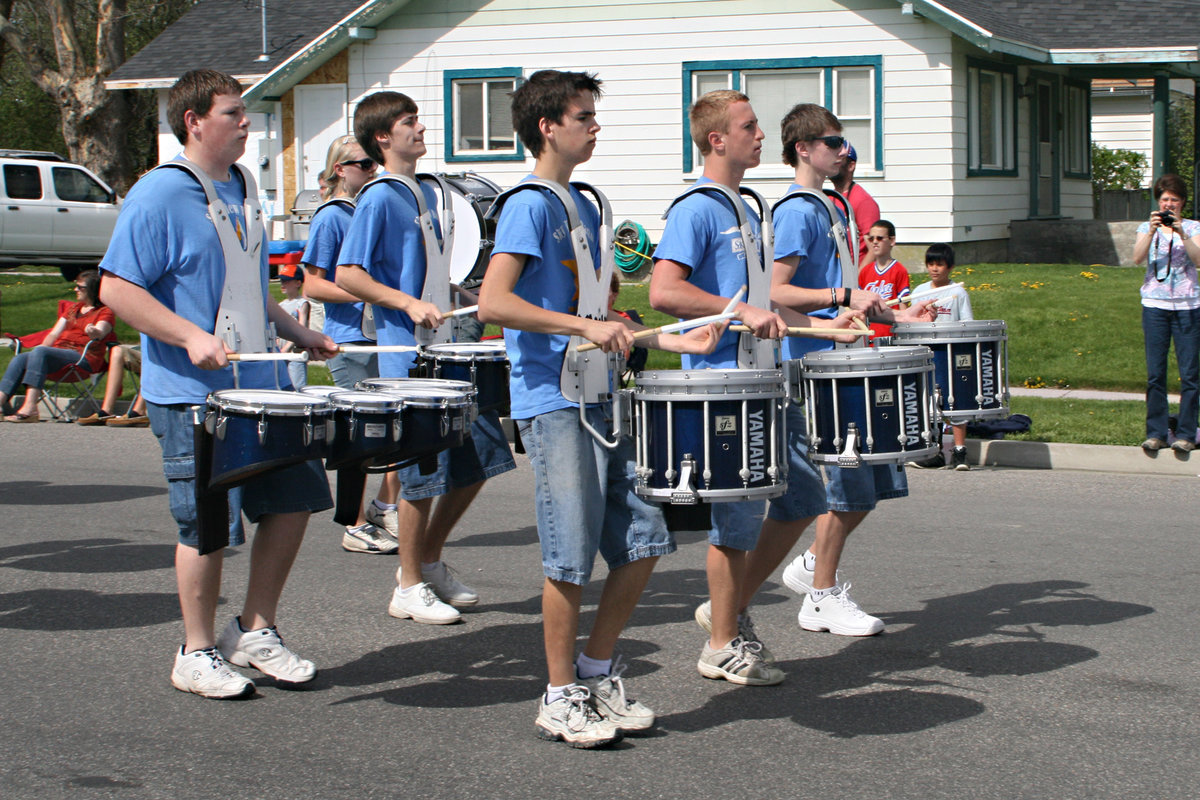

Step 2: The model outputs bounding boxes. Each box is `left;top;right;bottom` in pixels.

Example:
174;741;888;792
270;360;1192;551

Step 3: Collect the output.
1;421;1197;799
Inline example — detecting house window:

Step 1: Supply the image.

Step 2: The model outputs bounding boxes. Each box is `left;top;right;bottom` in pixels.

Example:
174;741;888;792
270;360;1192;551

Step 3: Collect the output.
682;57;882;174
1063;81;1090;179
444;69;523;163
967;61;1017;176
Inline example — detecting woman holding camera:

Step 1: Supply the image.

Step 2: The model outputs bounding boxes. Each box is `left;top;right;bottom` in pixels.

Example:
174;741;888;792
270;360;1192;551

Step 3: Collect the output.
1133;173;1200;452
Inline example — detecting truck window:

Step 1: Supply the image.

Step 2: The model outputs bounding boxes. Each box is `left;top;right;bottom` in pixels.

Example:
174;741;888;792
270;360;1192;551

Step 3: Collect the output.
52;167;110;203
3;164;43;200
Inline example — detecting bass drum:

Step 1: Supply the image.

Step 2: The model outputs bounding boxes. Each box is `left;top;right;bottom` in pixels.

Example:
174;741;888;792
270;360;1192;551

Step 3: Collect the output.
419;172;503;289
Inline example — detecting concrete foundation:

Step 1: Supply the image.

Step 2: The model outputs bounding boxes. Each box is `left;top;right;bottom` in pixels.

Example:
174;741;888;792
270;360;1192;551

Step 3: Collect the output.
1008;219;1141;266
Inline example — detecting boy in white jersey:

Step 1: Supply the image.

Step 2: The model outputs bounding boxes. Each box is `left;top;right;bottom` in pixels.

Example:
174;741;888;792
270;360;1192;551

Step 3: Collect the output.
479;70;724;748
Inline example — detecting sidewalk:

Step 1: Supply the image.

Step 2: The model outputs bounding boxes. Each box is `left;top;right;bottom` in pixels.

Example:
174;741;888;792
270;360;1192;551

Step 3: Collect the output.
972;386;1199;477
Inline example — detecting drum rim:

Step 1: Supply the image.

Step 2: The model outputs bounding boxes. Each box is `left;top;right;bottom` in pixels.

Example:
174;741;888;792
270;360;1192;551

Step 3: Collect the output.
209;389;332;414
419;342;508;359
359;377;476;392
327;390;406;411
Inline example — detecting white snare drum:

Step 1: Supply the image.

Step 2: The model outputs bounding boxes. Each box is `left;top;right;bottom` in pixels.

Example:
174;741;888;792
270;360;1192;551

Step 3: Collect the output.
801;346;938;467
890;320;1009;423
420;172;502;288
632;369;787;504
205;389;333;487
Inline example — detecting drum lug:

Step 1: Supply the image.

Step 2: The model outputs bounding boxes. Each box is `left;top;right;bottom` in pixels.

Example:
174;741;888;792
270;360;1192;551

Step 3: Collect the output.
837;423;862;468
670;455;700;505
440;409;450;438
349;411;359;442
212;413;226;440
257;417;268;447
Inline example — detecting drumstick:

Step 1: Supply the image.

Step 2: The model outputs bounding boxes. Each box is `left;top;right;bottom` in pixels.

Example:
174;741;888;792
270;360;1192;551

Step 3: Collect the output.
337;344;420;354
440;304;479;319
575;285;746;353
885;282;964;307
227;352;309;362
731;325;871;338
850;316;870;332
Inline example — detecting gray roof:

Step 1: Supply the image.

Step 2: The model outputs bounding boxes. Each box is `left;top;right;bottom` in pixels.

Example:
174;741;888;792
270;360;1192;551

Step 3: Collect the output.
934;0;1200;52
106;0;368;87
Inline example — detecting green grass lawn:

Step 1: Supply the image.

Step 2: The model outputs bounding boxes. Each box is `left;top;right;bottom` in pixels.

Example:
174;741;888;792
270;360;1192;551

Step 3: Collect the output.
0;266;1160;444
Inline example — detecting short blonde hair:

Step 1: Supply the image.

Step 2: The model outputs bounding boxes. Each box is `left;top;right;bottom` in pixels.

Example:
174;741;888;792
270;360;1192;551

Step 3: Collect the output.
319;135;366;200
689;90;749;155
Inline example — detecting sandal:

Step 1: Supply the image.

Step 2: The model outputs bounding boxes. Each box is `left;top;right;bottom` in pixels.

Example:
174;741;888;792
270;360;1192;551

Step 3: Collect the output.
4;411;40;423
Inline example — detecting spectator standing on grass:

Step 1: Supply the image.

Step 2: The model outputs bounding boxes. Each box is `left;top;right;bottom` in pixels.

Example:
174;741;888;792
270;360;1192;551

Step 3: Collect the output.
1132;173;1200;453
276;263;310;389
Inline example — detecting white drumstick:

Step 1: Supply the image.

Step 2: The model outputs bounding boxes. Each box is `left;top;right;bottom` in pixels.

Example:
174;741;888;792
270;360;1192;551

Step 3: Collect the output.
886;282;964;307
440;304;479;319
576;309;737;353
227;351;309;362
337;344;421;353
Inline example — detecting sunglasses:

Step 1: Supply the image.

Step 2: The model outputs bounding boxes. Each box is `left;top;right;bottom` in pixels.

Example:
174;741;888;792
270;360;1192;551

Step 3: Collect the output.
865;235;890;242
339;158;376;170
810;135;848;151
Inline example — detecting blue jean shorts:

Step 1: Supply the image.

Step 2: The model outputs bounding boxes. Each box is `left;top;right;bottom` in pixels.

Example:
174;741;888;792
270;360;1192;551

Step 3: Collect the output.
327;348;378;390
518;406;676;585
766;403;829;523
823;461;908;512
147;402;333;548
397;409;515;501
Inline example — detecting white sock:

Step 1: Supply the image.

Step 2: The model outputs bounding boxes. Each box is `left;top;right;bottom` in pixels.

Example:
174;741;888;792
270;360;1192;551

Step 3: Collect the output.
810;585;837;601
803;549;817;572
371;499;397;511
546;682;573;704
575;653;611;679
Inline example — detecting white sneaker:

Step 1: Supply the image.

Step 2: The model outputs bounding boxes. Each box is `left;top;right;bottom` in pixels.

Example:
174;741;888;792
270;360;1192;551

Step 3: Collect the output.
216;617;317;684
171;646;255;699
578;657;655;732
388;582;462;624
781;555;841;597
535;686;623;748
797;583;884;636
693;600;775;664
697;636;784;686
342;523;398;554
364;503;399;540
420;560;479;607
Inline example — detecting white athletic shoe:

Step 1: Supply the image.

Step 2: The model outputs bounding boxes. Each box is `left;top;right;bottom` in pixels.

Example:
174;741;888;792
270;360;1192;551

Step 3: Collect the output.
364;503;399;540
578;657;655;732
342;523;398;554
797;583;885;636
693;600;775;664
216;617;317;684
781;555;841;597
420;561;480;607
387;582;462;624
170;646;255;699
535;686;622;748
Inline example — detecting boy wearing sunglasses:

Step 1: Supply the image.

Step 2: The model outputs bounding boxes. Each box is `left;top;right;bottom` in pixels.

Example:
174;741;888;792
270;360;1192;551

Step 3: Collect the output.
859;219;911;340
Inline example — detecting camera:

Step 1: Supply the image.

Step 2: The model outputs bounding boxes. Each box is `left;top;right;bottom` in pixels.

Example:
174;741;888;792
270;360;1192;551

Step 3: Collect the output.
1160;211;1175;227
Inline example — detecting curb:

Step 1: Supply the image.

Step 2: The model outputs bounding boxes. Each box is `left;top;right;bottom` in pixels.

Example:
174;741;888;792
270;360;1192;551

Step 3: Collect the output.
965;438;1200;477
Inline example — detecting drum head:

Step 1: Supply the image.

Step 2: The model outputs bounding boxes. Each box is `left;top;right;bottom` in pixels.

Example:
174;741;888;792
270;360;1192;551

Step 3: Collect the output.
801;346;932;377
891;319;1007;343
358;377;476;397
634;368;784;400
328;390;405;412
421;341;507;361
448;189;485;284
395;386;473;409
297;385;344;399
210;389;330;415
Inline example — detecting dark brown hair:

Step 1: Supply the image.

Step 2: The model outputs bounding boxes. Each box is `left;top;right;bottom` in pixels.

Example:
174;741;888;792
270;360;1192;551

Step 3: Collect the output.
353;92;419;165
511;70;603;158
780;103;841;167
167;69;243;145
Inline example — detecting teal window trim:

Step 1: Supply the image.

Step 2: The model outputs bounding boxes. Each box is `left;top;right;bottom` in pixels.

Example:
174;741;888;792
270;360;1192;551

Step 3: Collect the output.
681;56;883;173
1063;77;1092;180
966;58;1018;177
444;68;524;163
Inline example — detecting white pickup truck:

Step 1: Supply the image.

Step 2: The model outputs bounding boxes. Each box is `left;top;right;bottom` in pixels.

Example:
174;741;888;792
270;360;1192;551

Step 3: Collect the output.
0;149;121;280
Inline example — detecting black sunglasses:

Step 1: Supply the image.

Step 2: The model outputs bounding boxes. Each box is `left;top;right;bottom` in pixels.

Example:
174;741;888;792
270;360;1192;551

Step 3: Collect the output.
339;158;375;170
809;135;848;150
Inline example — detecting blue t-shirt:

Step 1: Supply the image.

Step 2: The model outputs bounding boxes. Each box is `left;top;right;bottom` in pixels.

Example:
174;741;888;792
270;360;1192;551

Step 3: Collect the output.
773;185;843;361
652;178;761;369
493;179;601;419
100;164;277;404
302;201;371;344
336;177;440;376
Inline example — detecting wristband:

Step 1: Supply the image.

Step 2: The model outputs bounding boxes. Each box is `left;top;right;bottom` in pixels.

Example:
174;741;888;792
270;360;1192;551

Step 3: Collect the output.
830;287;839;308
842;287;852;307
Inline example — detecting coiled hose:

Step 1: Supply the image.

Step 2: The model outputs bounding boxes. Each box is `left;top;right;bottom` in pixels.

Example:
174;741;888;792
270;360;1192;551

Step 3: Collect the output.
614;220;653;273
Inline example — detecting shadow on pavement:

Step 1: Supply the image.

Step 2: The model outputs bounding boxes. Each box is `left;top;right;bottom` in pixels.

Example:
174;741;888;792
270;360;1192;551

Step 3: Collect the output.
0;480;166;505
0;538;176;573
0;588;179;630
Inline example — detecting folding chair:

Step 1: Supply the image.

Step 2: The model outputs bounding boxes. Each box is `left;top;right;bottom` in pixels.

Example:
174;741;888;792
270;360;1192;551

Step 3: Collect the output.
5;300;115;421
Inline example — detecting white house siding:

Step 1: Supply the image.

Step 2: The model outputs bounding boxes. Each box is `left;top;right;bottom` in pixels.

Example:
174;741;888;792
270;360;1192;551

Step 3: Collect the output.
1091;93;1153;188
338;0;969;246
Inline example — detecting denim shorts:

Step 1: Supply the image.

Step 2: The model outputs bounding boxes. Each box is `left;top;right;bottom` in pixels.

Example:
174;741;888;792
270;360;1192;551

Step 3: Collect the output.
327;349;378;390
397;409;516;500
147;402;333;547
823;461;908;512
766;403;829;523
518;406;675;585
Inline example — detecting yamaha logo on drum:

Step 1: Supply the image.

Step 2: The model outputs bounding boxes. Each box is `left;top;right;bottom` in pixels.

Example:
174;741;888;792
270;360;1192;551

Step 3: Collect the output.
747;408;766;483
904;378;922;446
874;387;895;407
981;346;995;401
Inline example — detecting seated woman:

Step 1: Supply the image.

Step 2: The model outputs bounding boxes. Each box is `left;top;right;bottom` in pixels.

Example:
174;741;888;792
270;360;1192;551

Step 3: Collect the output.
0;269;114;422
74;343;148;427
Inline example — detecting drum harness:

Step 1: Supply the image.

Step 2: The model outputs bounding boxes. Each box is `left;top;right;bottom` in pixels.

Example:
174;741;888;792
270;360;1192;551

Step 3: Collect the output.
662;183;780;371
356;173;456;346
311;196;376;342
490;178;626;449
